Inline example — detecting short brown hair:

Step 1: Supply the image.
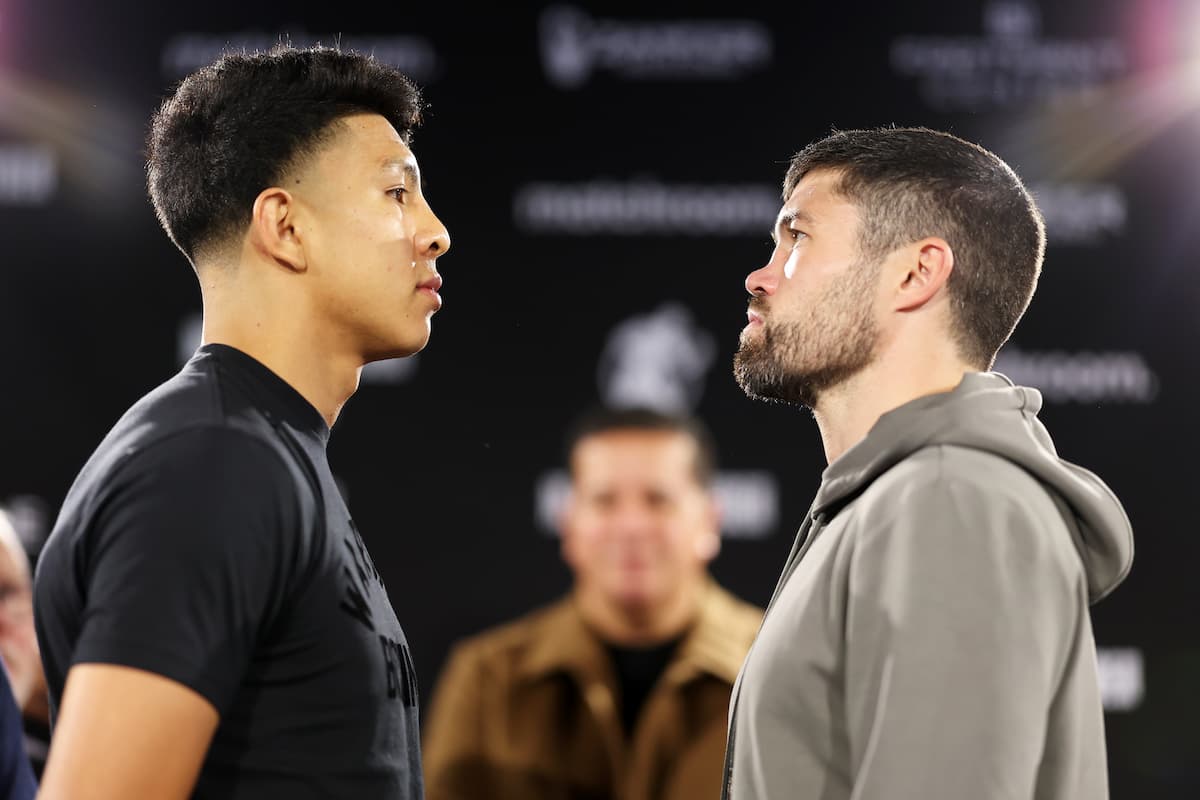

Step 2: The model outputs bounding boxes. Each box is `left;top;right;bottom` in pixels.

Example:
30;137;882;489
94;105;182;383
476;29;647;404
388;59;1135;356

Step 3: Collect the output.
784;127;1045;368
565;407;717;487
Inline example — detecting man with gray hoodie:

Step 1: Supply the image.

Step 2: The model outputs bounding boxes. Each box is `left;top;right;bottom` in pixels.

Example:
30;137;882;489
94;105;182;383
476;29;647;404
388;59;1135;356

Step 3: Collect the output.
724;127;1133;800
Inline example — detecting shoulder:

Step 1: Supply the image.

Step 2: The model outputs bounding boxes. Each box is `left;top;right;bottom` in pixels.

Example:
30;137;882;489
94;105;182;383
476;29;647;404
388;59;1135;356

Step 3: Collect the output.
702;582;763;644
111;424;298;495
447;600;572;666
69;425;312;563
99;358;290;471
857;444;1057;527
844;445;1084;587
46;423;309;571
688;582;762;683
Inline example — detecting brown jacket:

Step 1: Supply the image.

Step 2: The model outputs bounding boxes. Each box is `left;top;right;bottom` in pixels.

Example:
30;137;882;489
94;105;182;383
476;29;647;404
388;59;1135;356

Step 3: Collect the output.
423;582;762;800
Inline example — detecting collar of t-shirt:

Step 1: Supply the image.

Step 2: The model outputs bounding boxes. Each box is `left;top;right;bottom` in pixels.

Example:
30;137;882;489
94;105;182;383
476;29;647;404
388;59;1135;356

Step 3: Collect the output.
196;343;330;445
604;634;685;736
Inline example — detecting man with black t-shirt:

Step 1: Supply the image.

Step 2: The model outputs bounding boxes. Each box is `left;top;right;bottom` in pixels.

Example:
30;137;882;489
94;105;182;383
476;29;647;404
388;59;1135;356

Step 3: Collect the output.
32;46;450;799
423;408;762;800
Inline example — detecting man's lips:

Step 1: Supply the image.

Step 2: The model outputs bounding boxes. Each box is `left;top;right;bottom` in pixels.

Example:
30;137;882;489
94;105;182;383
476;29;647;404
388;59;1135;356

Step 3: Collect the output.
746;309;764;326
418;275;443;310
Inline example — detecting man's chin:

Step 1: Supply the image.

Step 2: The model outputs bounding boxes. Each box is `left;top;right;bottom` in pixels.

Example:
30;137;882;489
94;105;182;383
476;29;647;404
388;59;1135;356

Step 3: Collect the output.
610;584;661;614
734;354;821;409
364;331;429;363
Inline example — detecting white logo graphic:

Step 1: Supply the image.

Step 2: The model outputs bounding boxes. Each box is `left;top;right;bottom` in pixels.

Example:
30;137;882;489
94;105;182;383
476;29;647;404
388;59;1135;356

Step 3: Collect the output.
0;145;56;206
360;357;419;386
177;311;416;384
1031;182;1127;245
177;312;204;366
535;303;778;539
0;494;51;553
890;1;1125;111
597;304;715;413
1096;647;1144;712
514;179;778;236
535;468;779;540
162;31;439;82
539;5;773;89
995;346;1159;404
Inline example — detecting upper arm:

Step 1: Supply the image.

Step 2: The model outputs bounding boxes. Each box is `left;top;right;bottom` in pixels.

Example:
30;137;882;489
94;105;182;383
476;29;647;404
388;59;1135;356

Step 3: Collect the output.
38;663;219;800
36;428;306;794
843;464;1079;797
73;427;304;712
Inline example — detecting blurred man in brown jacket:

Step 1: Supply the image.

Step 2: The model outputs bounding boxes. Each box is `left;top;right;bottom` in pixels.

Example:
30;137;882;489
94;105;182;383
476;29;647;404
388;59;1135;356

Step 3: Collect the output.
423;407;762;800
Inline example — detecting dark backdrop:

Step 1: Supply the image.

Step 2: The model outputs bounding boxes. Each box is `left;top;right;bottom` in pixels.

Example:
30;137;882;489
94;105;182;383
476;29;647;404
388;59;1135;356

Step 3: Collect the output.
1;1;1196;796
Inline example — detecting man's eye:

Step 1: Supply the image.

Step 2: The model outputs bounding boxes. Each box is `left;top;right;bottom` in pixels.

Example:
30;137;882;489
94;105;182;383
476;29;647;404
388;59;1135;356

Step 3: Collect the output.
788;228;806;242
389;187;408;201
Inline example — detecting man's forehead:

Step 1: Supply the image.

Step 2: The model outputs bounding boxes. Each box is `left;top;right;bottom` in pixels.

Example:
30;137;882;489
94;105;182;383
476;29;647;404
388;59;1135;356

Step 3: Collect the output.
576;428;693;453
322;113;417;170
379;153;420;182
778;169;854;224
572;431;700;478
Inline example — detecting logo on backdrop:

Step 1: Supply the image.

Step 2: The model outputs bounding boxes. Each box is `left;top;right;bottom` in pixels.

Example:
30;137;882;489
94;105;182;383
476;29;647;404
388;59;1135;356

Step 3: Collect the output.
1031;182;1128;245
994;346;1159;404
890;0;1126;111
597;303;715;412
513;179;778;236
1096;647;1144;712
538;5;773;89
162;31;440;82
176;312;418;385
535;468;779;540
0;495;51;557
535;303;780;540
0;145;56;206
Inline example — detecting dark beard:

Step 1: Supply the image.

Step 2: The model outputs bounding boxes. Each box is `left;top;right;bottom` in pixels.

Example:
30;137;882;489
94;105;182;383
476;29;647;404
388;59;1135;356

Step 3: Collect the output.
733;304;878;410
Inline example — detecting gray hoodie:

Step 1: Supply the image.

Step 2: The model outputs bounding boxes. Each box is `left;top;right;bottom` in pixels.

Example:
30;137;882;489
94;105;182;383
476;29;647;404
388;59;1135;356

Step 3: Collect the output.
724;372;1134;800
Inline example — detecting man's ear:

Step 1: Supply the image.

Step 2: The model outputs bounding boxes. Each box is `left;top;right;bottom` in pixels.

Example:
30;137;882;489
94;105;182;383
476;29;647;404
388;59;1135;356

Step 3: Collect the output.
248;187;307;274
894;237;954;312
695;496;722;564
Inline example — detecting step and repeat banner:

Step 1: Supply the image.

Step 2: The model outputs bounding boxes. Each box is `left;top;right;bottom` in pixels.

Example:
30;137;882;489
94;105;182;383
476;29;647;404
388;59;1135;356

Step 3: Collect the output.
1;1;1196;795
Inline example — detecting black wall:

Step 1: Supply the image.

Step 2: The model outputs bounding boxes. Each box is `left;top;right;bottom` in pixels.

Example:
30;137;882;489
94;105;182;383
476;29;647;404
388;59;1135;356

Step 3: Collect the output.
1;1;1196;795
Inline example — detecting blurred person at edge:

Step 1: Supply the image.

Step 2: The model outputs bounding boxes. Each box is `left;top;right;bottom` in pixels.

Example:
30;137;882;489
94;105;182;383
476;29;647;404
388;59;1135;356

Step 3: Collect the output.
0;512;48;777
723;127;1133;800
423;408;762;800
32;45;450;800
0;512;37;799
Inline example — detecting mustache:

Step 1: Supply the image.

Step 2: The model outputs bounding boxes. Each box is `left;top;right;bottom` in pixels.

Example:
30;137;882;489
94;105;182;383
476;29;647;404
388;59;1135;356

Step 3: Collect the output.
747;296;770;315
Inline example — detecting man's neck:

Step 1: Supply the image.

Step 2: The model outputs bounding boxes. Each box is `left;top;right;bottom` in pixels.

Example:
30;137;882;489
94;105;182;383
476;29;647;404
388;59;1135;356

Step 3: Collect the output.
813;355;972;465
200;308;360;430
575;581;704;647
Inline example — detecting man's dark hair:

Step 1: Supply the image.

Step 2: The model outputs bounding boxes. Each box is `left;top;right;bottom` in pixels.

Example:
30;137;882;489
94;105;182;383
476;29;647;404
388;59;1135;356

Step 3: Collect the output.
147;45;424;264
565;407;718;487
783;127;1045;369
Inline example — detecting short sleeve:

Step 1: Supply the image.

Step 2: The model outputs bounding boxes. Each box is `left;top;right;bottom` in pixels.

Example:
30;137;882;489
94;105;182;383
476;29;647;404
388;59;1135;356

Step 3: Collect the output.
72;427;304;716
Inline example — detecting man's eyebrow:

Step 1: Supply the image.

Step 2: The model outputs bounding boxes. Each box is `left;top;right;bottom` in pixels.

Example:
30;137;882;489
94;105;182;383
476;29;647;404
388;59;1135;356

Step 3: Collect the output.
770;209;815;242
381;158;419;184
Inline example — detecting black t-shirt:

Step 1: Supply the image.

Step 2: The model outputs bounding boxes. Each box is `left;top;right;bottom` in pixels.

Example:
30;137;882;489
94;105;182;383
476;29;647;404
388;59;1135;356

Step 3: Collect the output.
33;344;422;799
604;636;683;736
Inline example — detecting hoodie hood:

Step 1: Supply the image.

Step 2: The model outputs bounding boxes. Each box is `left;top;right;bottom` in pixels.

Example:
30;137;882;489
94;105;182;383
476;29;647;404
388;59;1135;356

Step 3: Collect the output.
813;372;1133;603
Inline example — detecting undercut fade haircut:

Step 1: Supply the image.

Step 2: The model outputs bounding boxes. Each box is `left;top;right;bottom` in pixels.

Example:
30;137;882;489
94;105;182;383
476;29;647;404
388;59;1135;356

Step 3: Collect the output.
784;127;1046;369
147;45;424;264
565;407;718;488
